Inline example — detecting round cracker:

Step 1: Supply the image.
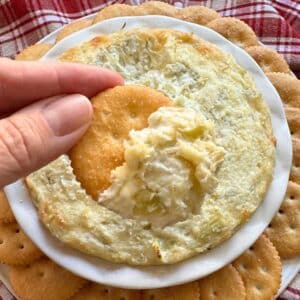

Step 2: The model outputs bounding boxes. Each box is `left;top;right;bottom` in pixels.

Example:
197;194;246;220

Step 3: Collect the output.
207;17;259;48
267;72;300;108
15;44;52;61
233;234;281;300
71;282;142;300
93;4;136;24
69;85;174;199
9;257;87;300
142;281;199;300
265;181;300;257
266;73;300;195
55;19;93;42
0;190;15;223
177;5;220;25
136;1;177;17
246;46;290;74
198;264;246;300
0;222;43;265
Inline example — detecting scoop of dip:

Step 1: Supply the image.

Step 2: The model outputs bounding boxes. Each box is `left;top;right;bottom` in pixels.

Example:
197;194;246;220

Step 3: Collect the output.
100;107;225;228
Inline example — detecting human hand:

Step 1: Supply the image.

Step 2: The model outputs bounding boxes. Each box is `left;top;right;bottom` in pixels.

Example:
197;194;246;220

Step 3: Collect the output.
0;58;123;188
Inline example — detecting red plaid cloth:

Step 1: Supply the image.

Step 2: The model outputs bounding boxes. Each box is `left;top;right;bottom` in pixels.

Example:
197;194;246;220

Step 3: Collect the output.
0;0;299;299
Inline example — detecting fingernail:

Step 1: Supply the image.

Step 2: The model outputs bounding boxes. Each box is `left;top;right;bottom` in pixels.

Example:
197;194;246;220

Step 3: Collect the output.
42;94;92;136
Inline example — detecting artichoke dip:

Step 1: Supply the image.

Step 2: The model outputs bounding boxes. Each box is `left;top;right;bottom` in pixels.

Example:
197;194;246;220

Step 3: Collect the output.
26;29;275;265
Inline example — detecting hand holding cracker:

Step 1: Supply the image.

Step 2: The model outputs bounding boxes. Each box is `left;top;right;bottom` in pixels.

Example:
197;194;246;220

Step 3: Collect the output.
0;58;123;188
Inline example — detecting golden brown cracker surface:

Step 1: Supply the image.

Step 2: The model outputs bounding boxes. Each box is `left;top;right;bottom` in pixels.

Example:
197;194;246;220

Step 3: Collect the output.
142;281;199;300
177;5;220;25
93;4;136;23
136;1;177;17
266;181;300;257
267;72;300;108
291;138;300;184
69;85;174;199
0;190;15;223
72;282;142;300
207;17;259;48
0;222;43;265
198;264;246;300
9;258;87;300
55;19;93;42
15;44;52;61
246;46;290;74
93;2;218;26
267;72;300;189
285;106;300;139
233;234;281;300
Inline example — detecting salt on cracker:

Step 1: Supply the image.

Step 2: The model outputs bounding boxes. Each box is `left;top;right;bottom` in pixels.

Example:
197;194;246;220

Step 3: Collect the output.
15;44;52;61
233;234;281;300
0;190;15;223
72;282;142;300
142;281;199;300
198;264;246;300
265;181;300;258
0;222;43;265
207;17;259;48
55;19;93;42
9;257;87;300
69;85;174;199
246;46;290;74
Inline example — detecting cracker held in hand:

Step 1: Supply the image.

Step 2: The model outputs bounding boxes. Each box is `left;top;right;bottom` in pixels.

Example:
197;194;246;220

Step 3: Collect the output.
70;85;174;199
9;258;87;300
72;282;142;300
0;190;15;223
233;234;281;300
198;264;246;300
0;222;43;265
26;28;275;265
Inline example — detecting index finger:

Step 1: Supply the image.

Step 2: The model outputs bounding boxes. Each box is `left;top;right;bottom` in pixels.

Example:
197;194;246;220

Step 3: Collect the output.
0;58;123;114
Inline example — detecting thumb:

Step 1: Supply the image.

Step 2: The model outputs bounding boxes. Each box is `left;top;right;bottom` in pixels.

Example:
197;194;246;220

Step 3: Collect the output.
0;94;92;187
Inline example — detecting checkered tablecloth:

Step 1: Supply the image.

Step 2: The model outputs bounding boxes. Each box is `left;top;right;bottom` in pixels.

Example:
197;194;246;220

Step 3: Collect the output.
0;0;300;299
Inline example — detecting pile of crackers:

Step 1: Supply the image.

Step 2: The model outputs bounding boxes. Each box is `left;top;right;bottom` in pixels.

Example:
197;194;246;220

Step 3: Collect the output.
5;2;300;299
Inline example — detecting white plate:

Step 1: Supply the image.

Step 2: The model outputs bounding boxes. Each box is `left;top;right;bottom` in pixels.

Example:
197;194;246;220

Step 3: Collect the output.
5;16;293;289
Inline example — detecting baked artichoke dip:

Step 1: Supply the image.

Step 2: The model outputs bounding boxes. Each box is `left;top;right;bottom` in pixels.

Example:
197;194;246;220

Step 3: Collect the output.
26;29;275;265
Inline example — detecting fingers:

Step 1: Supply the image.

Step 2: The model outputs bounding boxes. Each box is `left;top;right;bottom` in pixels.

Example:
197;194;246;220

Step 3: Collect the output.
0;94;92;187
0;58;123;114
